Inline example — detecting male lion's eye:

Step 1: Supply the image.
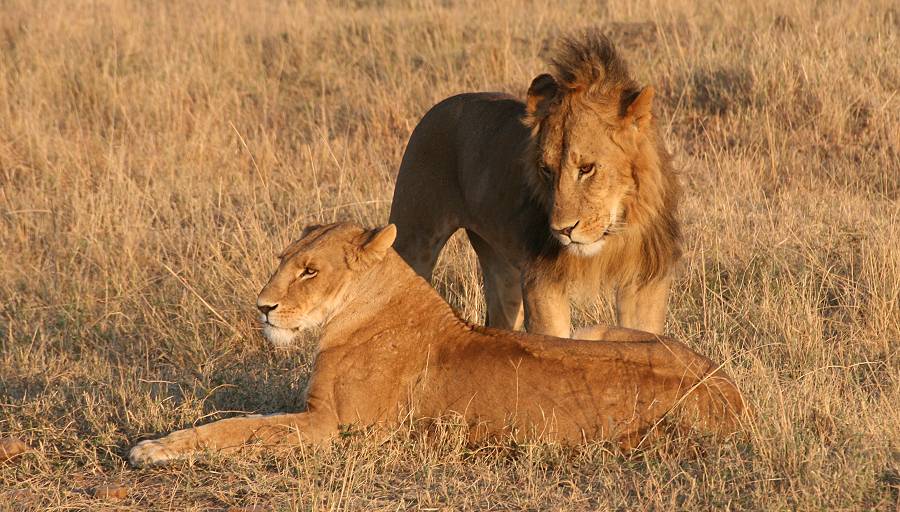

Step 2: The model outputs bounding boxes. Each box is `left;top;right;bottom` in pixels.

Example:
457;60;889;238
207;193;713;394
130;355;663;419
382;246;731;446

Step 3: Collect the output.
578;164;596;178
538;163;551;177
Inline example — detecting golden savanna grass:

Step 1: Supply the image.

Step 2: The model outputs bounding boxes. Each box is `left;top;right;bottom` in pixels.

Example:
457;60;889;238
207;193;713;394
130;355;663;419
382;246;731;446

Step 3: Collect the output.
1;0;898;509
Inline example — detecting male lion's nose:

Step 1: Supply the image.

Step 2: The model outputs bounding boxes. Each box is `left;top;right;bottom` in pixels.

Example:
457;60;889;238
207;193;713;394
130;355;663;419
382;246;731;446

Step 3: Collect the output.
257;303;278;316
554;221;579;238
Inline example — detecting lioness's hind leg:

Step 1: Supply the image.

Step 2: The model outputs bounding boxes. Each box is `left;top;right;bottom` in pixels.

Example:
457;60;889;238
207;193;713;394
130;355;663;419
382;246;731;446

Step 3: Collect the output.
678;373;746;435
467;230;524;330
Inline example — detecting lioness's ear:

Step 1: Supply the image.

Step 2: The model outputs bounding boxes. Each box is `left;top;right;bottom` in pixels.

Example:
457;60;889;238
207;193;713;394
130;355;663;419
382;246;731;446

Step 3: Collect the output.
361;224;397;261
525;73;559;127
622;86;654;131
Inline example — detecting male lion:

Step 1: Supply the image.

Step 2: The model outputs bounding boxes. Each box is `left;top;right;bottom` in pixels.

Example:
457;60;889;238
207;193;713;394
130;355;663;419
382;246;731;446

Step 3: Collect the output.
129;223;742;467
389;31;680;336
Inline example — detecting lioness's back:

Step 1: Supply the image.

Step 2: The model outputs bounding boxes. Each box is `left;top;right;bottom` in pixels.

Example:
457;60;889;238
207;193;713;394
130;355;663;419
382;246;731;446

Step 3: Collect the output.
418;322;744;443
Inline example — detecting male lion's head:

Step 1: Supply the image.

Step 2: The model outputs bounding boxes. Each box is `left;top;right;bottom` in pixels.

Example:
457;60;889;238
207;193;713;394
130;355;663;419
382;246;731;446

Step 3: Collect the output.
524;31;675;259
256;223;397;347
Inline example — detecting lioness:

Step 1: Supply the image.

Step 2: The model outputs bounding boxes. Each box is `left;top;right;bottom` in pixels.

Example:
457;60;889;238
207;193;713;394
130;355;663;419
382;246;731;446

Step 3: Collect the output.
129;223;742;467
389;31;680;336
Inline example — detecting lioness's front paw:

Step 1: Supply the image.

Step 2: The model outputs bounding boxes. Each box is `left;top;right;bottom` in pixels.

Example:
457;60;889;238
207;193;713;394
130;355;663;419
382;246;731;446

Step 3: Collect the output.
128;439;181;468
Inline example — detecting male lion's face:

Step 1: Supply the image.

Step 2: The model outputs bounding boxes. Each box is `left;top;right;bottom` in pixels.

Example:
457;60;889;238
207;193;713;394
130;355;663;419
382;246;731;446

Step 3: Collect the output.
526;74;655;257
536;109;637;256
255;223;396;347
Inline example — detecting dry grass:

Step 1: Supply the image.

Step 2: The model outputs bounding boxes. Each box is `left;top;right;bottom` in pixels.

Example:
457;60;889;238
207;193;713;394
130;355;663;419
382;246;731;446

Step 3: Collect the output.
1;0;898;509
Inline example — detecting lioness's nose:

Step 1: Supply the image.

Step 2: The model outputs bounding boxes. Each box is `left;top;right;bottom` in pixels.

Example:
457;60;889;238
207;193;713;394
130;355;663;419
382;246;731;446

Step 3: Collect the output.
258;303;278;315
555;221;579;237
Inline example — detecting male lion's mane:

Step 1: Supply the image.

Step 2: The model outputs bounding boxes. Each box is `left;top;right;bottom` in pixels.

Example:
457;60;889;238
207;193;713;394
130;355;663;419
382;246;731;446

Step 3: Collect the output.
523;31;682;291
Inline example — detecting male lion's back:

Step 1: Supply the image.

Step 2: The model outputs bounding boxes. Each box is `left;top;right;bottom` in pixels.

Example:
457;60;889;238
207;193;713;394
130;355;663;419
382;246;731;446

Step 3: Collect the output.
389;92;537;275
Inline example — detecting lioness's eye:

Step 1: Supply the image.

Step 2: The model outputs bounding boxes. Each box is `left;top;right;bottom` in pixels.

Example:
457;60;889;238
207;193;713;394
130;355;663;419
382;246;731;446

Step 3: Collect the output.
299;268;318;279
578;164;596;178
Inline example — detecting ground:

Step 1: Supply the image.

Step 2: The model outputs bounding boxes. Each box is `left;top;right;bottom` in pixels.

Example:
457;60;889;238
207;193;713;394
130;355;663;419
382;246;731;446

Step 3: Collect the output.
0;0;898;510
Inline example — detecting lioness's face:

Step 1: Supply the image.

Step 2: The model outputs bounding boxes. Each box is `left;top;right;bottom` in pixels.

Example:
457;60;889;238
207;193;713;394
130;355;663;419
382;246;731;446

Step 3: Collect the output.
255;223;396;347
537;109;637;256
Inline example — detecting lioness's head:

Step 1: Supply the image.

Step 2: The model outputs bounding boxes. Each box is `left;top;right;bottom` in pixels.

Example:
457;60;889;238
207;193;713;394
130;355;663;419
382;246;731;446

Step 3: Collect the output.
256;223;397;347
524;32;668;257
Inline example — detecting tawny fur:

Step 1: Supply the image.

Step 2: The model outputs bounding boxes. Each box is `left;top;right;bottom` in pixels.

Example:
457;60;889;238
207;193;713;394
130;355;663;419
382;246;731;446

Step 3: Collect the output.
389;31;681;336
129;223;742;468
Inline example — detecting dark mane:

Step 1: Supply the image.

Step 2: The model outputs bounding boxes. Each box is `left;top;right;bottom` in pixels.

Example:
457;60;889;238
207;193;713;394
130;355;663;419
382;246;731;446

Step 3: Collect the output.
550;30;640;107
522;30;682;288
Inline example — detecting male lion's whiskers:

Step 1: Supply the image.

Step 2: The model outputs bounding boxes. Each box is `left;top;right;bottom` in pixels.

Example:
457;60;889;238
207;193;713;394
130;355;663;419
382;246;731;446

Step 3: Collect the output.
603;218;628;236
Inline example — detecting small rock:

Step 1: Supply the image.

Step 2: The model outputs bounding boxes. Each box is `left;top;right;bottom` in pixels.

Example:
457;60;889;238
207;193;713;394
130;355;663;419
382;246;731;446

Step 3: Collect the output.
91;484;129;500
0;437;29;461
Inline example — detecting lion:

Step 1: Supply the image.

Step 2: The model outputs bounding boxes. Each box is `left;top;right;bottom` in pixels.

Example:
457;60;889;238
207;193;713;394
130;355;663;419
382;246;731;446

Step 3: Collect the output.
128;223;742;467
388;31;680;336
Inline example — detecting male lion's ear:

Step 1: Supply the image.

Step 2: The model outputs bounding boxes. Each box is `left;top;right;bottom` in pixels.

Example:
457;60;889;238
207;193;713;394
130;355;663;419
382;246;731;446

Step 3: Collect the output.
525;73;559;126
622;86;654;131
361;224;397;262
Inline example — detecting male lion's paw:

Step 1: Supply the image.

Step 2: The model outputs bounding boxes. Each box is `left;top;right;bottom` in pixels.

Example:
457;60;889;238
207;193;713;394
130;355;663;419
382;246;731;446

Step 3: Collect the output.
128;439;181;468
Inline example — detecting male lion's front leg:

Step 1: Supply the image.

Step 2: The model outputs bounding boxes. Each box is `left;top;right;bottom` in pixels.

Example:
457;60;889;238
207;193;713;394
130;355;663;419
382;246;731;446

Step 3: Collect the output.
615;276;671;335
128;411;336;467
572;324;661;342
522;270;571;338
